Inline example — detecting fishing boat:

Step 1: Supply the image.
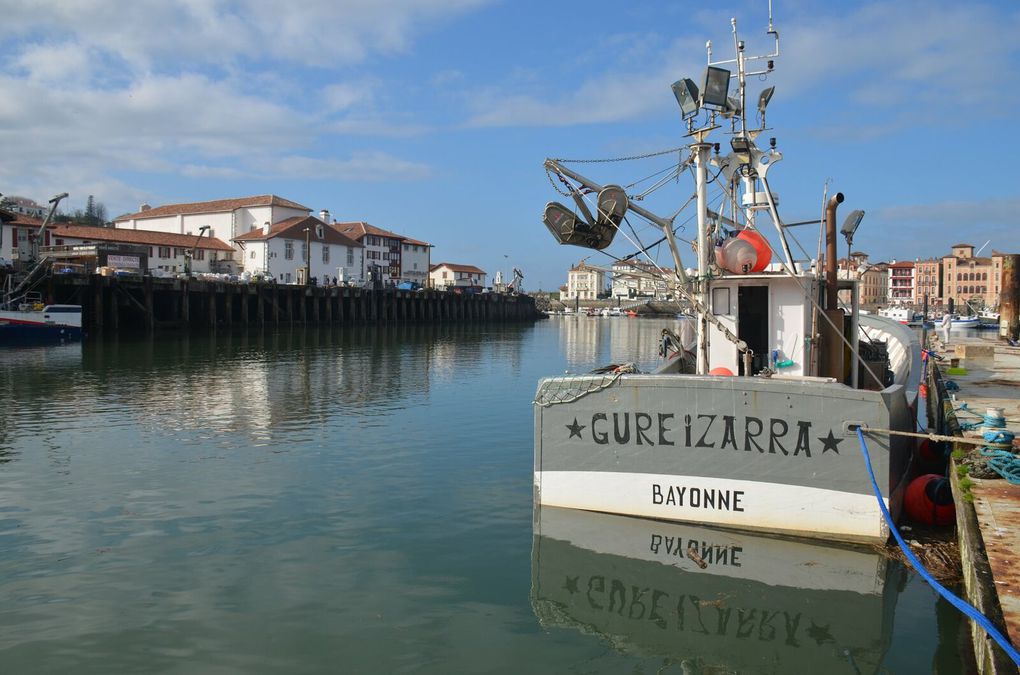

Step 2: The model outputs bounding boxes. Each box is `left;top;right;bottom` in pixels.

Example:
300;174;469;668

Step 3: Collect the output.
0;193;82;346
535;9;919;544
878;306;923;327
0;299;82;345
939;313;980;331
532;506;897;672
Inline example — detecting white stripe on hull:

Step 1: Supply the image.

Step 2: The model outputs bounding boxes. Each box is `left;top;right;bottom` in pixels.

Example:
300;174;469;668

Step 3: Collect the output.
535;470;890;543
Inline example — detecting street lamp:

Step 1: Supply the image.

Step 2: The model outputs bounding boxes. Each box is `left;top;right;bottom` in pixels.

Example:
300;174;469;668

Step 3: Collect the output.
303;226;311;285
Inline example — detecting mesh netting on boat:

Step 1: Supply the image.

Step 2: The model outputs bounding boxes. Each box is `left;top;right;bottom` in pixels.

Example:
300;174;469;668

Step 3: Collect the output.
533;363;638;407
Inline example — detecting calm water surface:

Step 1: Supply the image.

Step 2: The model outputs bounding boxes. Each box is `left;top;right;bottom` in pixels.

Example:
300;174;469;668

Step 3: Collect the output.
0;318;966;673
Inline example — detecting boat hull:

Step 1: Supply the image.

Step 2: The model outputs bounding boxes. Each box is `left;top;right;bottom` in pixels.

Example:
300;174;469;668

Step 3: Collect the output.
534;375;913;543
0;305;83;346
0;322;82;345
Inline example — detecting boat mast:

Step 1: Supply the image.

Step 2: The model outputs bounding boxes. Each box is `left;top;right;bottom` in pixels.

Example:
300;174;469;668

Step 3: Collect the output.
694;142;711;374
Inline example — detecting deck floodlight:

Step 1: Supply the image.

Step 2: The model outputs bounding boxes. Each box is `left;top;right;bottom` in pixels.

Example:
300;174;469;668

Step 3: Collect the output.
730;135;752;163
841;209;865;244
721;95;741;118
701;66;731;108
671;78;700;119
757;86;775;114
543;201;617;250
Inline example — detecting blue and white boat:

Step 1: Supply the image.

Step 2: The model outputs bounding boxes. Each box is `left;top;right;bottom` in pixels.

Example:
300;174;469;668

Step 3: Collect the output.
0;302;83;345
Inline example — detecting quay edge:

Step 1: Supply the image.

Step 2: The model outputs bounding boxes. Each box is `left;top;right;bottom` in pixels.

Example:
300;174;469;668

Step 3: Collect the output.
36;274;543;336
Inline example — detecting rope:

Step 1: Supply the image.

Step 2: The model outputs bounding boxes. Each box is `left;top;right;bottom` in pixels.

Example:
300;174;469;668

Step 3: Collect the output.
854;429;1020;666
860;426;1012;449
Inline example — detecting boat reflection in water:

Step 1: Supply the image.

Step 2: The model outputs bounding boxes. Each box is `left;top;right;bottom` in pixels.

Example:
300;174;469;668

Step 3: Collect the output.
531;506;900;673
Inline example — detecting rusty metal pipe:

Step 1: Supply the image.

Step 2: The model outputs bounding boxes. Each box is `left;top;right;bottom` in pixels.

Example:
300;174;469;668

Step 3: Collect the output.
825;192;844;310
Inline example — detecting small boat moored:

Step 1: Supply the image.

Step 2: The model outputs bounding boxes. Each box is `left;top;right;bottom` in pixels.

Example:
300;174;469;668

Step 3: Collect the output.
0;299;83;346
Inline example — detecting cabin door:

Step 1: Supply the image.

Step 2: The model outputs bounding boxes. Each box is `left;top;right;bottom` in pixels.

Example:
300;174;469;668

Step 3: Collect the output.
737;285;769;375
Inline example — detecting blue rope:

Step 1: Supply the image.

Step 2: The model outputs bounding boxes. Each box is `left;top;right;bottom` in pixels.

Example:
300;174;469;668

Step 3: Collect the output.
855;428;1020;665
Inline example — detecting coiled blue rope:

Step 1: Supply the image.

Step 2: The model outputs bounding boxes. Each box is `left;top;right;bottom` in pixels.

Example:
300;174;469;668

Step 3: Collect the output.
855;428;1020;665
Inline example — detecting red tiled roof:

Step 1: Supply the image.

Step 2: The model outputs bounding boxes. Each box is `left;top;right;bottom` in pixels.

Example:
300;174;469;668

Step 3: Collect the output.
430;262;486;275
402;237;432;247
51;224;232;250
334;221;395;241
4;212;44;227
888;261;915;268
233;216;362;247
114;195;311;222
950;243;973;248
49;223;235;250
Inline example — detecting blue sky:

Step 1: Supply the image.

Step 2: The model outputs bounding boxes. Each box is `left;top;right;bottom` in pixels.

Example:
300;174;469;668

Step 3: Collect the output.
2;0;1018;290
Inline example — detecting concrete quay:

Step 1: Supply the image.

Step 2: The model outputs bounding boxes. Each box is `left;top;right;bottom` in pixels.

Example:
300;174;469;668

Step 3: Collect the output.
931;332;1020;674
37;274;541;336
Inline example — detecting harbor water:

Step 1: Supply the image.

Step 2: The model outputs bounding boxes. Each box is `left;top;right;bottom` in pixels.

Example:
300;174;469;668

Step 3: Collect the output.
0;318;969;673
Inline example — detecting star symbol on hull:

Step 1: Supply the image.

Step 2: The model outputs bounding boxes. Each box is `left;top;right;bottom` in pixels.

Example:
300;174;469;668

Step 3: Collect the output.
818;430;843;454
566;417;586;439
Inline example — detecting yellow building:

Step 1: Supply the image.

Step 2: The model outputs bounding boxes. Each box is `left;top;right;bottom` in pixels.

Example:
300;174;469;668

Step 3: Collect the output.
942;244;1003;309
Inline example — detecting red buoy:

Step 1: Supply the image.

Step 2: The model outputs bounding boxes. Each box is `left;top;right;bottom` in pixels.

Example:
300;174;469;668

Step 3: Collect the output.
904;474;955;525
708;367;734;376
917;439;940;464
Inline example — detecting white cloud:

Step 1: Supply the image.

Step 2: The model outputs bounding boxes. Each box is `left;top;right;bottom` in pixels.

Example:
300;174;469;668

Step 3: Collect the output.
463;1;1020;131
465;50;701;127
274;152;433;181
322;82;376;112
2;0;492;70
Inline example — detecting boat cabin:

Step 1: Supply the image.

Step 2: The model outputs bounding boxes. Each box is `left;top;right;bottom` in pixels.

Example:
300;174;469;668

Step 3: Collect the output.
707;268;820;377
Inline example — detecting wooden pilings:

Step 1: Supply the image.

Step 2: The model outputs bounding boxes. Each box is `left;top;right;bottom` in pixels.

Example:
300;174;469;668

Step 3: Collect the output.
48;275;540;336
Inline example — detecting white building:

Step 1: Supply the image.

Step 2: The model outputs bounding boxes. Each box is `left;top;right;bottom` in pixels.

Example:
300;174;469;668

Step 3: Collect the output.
233;215;363;284
2;196;46;219
887;261;916;305
611;260;672;299
0;210;45;261
334;221;432;286
563;261;605;301
429;262;486;290
114;195;312;251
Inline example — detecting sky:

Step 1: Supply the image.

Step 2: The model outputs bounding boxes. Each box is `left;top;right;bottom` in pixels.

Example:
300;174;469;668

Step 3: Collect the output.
1;0;1018;290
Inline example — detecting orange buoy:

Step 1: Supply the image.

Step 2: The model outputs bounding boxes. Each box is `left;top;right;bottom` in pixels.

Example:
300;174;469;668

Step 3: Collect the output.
904;474;955;525
715;229;772;274
708;367;734;376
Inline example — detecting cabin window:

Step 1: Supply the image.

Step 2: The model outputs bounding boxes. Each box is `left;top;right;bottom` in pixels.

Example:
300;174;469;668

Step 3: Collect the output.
712;287;731;315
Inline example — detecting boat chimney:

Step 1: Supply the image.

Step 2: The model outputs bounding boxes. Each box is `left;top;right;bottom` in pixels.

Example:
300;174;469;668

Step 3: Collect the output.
140;203;151;212
825;192;844;311
320;209;330;223
822;192;845;381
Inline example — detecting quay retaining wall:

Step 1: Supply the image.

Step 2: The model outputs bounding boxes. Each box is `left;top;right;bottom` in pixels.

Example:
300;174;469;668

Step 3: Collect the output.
40;274;541;335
